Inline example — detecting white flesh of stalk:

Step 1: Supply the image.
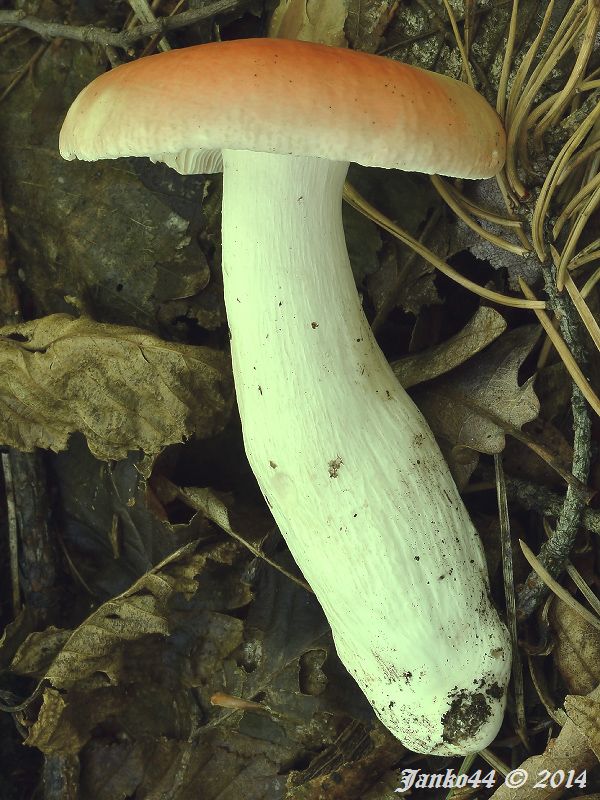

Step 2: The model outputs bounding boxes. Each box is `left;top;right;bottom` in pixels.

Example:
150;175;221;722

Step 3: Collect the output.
221;149;511;756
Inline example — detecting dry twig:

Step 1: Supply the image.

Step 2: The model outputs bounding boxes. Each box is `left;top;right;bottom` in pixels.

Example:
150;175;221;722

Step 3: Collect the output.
0;1;242;50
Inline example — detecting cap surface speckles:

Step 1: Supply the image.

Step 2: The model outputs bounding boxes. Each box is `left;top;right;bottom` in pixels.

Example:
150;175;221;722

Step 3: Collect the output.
60;38;505;179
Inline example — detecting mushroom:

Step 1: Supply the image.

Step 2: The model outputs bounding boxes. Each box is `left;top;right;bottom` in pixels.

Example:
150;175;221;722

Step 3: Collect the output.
60;38;511;755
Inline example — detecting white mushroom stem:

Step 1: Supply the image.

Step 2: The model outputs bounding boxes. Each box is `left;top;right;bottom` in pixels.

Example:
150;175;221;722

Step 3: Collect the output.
221;149;510;756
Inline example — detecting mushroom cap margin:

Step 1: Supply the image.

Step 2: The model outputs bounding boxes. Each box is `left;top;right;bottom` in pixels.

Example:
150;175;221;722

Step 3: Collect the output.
59;38;505;179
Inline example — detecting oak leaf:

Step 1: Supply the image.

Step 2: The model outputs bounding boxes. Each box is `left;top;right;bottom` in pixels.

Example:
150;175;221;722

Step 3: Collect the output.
0;314;232;460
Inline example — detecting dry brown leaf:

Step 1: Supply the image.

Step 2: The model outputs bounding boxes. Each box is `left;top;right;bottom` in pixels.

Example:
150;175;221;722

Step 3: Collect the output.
503;418;573;492
345;0;398;52
413;325;540;457
174;483;312;592
0;606;37;670
564;695;600;759
269;0;348;45
28;690;78;755
550;599;600;695
392;307;507;389
564;796;600;800
10;627;72;679
11;542;207;688
11;542;243;755
535;362;573;422
0;314;232;460
490;686;600;800
365;237;438;319
286;723;404;800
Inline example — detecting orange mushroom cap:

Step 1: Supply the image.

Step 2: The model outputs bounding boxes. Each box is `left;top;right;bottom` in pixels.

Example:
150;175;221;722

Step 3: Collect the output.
60;38;505;179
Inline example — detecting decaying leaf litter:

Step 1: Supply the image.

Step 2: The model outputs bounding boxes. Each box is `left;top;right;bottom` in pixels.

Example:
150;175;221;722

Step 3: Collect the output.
0;0;600;797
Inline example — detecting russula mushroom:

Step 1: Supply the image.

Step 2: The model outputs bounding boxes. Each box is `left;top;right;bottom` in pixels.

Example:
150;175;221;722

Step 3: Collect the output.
60;38;511;755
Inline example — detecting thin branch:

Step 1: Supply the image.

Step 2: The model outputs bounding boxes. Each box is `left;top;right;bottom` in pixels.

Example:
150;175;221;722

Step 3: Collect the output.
127;0;171;52
0;1;242;50
544;519;600;617
517;268;592;620
474;466;600;536
519;539;600;630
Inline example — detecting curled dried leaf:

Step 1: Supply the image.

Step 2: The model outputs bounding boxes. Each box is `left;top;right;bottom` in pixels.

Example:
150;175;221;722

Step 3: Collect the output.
563;695;600;759
550;598;600;695
412;325;540;483
392;307;507;389
0;314;232;460
489;687;600;800
269;0;348;45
